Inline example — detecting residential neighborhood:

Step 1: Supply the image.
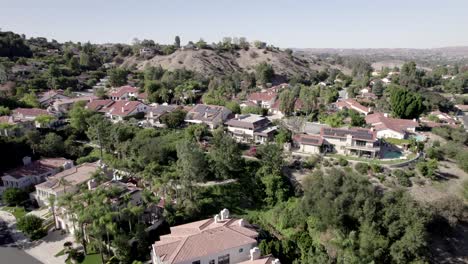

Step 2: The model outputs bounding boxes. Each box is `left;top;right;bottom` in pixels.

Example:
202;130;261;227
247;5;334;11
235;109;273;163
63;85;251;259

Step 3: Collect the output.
1;3;468;264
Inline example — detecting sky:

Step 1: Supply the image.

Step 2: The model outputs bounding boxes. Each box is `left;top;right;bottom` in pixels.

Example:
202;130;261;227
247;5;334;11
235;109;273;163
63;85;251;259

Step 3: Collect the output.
1;0;468;49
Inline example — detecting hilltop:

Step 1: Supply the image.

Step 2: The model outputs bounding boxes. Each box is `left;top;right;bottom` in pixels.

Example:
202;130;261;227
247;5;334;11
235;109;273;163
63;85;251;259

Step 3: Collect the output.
121;46;348;78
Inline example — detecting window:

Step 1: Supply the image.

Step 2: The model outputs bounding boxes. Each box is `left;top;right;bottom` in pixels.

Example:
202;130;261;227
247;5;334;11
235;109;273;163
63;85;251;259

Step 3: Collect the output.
192;261;200;264
239;248;244;253
356;140;366;147
209;260;215;264
218;254;230;264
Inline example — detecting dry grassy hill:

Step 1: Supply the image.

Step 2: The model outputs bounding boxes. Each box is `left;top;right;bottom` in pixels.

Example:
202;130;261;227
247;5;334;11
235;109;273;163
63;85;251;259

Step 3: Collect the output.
122;47;343;77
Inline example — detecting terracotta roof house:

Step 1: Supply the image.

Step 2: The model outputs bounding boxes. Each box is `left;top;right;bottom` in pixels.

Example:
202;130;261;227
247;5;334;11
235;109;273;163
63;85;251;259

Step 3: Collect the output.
334;99;372;115
185;104;232;129
52;96;97;113
0;115;35;137
146;104;181;127
38;90;70;106
238;249;280;264
86;99;115;112
247;91;277;109
293;134;324;155
105;100;149;122
12;108;51;121
109;85;140;101
2;157;73;191
320;127;380;158
225;114;277;144
34;162;99;206
455;105;468;112
365;113;418;139
151;209;258;264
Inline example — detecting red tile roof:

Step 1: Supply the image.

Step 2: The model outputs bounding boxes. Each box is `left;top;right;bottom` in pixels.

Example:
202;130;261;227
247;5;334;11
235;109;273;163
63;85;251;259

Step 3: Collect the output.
107;100;144;117
335;99;370;114
365;113;418;134
5;158;71;180
247;91;277;102
13;108;50;117
154;217;258;264
86;99;114;112
455;105;468;112
109;85;139;98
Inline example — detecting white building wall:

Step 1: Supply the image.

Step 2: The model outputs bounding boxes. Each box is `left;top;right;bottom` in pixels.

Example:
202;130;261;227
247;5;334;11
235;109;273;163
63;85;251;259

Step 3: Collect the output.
376;129;405;139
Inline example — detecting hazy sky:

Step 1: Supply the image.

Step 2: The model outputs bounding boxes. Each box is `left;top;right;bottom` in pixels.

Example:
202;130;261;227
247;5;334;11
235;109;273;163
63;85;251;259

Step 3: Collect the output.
1;0;467;48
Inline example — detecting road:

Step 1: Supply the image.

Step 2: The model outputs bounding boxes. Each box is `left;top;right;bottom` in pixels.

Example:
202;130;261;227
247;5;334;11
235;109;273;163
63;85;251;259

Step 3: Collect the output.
0;247;42;264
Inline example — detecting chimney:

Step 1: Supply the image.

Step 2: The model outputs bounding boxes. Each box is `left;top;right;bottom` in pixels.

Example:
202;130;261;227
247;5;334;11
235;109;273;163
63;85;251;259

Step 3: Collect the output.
63;161;74;170
214;214;220;223
272;259;281;264
250;247;261;261
121;107;125;113
239;219;245;227
204;112;208;118
235;114;239;119
22;156;32;166
87;179;98;190
220;208;230;220
384;113;388;118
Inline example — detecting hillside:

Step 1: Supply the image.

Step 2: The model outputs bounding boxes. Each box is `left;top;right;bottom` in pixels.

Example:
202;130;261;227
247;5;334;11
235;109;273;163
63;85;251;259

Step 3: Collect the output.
122;47;345;77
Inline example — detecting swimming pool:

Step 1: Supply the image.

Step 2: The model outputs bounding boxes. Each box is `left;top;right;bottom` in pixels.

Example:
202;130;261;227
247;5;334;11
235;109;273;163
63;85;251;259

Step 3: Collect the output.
411;134;426;142
383;151;403;159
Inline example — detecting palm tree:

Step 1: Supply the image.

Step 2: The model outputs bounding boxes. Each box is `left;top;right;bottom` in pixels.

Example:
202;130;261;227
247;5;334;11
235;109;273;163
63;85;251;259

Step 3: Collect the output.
48;196;58;229
57;177;72;194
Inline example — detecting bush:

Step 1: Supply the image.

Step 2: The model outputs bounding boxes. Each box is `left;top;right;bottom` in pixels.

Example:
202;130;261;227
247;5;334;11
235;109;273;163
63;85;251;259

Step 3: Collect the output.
370;163;383;173
2;188;28;206
17;215;45;240
338;158;349;166
322;159;330;167
303;155;321;169
354;162;369;174
456;151;468;173
76;155;99;164
426;147;443;160
393;169;412;187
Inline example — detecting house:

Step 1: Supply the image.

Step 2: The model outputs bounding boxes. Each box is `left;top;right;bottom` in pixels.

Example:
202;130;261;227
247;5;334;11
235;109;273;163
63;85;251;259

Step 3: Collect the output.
146;104;181;127
0;115;35;136
427;111;457;124
185;104;232;129
238;249;280;264
151;209;258;264
225;114;277;144
140;47;155;56
12;108;57;128
321;127;380;158
109;85;140;101
52;96;96;113
38;90;70;107
270;98;303;116
2;157;73;191
292;134;324;155
105;100;149;122
86;99;115;113
334;99;372;115
34;162;100;206
247;91;277;109
365;113;418;139
455;105;468;113
55;179;142;234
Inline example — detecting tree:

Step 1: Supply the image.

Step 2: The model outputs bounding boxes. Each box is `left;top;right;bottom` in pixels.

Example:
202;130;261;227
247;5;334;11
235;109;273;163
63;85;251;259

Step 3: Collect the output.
38;133;65;157
209;129;243;180
69;101;93;133
68;56;80;72
17;215;44;239
108;68;128;87
226;101;241;114
174;36;181;49
195;38;207;49
160;109;187;129
373;80;384;98
20;93;39;108
279;90;295;116
349;110;365;127
255;62;274;84
35;114;56;128
0;106;11;116
256;144;288;205
2;188;28;205
275;126;291;145
176;139;208;199
390;86;424;119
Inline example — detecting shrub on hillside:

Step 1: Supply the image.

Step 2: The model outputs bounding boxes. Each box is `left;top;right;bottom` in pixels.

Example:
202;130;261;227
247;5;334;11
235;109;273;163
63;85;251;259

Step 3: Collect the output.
355;162;369;174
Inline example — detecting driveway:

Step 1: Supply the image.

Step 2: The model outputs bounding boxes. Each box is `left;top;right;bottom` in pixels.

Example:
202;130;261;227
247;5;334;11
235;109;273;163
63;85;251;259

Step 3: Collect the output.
24;230;73;264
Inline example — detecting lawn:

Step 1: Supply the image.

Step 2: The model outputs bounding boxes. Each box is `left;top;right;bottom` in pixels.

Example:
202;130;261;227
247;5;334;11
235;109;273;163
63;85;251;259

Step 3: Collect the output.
65;253;102;264
0;206;27;219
